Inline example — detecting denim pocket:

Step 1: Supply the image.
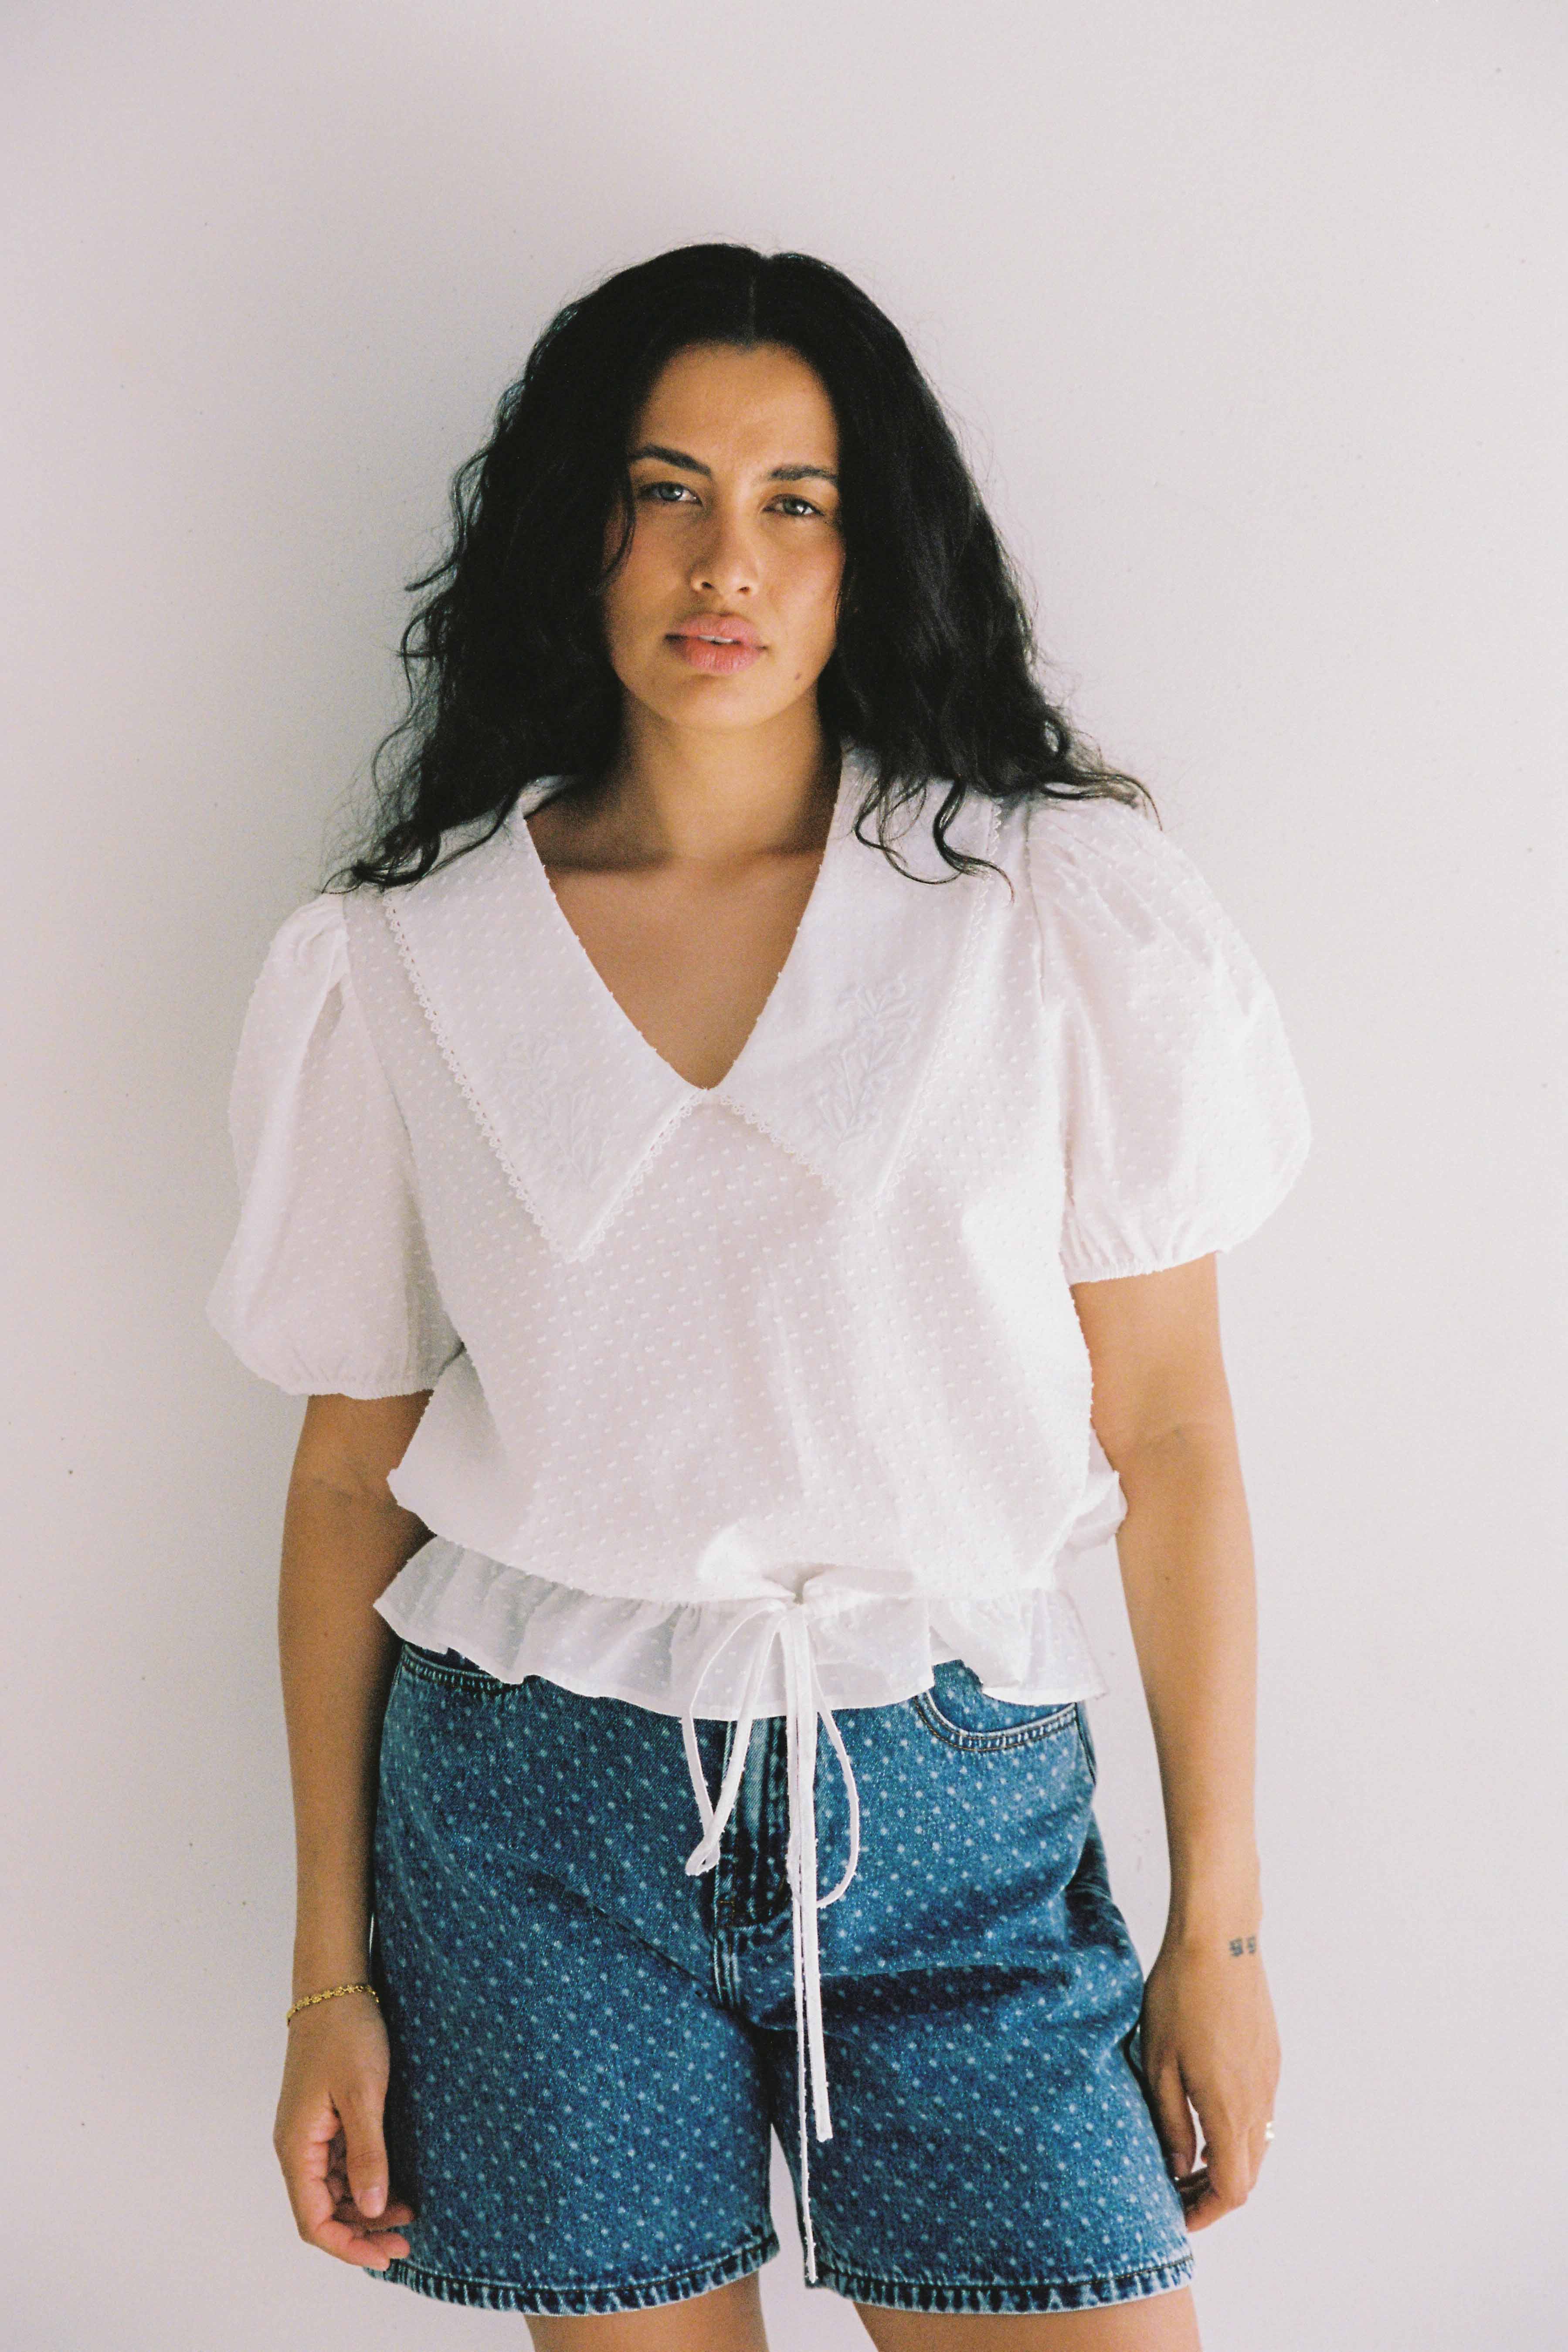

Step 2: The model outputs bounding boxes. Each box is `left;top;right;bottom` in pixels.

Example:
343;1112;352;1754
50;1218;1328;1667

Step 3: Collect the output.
396;1640;523;1698
908;1659;1086;1754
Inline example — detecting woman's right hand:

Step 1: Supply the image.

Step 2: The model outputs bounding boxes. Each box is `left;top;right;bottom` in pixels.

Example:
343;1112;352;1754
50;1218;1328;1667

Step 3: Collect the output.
274;1992;417;2269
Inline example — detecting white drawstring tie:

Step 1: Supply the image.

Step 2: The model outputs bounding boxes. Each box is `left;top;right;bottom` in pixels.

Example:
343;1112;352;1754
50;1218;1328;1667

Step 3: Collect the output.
679;1597;861;2284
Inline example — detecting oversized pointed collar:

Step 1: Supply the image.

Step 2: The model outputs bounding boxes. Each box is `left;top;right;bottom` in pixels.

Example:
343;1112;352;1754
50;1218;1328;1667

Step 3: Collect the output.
380;745;1000;1261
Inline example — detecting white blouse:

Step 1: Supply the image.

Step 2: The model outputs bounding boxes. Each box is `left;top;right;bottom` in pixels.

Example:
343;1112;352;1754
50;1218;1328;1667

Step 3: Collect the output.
206;744;1310;2254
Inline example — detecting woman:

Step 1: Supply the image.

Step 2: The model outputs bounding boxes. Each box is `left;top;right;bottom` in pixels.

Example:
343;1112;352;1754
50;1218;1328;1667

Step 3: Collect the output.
208;244;1310;2349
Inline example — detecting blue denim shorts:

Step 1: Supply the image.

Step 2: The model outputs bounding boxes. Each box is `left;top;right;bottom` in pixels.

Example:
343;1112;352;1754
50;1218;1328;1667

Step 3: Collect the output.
367;1640;1195;2319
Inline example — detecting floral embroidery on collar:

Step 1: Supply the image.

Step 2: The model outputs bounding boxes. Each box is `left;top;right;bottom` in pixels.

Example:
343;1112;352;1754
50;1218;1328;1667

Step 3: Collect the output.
498;1032;608;1189
812;978;918;1142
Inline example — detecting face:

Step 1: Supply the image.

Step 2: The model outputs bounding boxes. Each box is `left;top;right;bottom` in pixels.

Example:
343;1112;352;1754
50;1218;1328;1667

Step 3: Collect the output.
599;340;845;736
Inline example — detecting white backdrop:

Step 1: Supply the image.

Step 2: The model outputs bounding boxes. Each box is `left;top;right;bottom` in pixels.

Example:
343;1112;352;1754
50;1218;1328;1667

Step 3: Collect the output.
3;4;1563;2347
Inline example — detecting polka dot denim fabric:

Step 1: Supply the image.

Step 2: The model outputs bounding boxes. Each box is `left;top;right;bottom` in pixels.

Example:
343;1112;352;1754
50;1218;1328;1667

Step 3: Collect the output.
366;1642;1196;2319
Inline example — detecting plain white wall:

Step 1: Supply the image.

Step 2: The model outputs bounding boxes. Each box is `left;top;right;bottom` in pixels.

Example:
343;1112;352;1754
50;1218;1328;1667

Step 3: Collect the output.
3;3;1563;2346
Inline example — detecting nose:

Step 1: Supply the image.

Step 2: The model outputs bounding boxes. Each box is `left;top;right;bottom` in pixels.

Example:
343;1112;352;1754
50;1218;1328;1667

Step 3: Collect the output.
687;501;759;599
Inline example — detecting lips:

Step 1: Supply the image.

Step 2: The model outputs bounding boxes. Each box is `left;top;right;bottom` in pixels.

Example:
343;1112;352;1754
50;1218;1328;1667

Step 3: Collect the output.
668;614;763;648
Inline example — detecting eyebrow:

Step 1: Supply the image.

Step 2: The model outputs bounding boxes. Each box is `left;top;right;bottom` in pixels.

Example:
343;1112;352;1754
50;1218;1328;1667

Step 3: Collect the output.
627;442;840;488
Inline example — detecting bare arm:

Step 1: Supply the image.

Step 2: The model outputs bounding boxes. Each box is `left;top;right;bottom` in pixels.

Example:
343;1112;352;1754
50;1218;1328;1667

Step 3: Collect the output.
1072;1252;1279;2227
280;1389;433;2002
1072;1253;1262;1935
273;1389;432;2268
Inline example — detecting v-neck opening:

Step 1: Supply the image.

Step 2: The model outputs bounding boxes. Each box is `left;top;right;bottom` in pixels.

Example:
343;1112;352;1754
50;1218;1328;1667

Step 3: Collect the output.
375;752;1002;1258
508;749;857;1100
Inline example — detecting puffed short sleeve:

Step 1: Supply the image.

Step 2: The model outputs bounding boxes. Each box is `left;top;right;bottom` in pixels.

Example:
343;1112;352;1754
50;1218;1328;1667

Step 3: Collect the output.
205;892;463;1396
1028;795;1312;1283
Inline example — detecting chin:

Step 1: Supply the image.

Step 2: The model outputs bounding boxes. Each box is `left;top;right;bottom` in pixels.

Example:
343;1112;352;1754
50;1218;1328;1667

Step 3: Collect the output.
631;681;790;731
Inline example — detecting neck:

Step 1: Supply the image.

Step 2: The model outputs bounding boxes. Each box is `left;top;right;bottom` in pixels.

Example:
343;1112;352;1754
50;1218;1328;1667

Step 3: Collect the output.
589;707;843;864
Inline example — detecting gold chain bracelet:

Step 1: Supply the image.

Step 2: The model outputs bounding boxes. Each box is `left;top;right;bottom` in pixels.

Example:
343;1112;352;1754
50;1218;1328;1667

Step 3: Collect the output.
285;1981;381;2026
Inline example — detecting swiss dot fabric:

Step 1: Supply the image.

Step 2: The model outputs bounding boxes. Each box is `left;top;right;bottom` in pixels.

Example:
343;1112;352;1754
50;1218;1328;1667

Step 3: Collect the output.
205;750;1311;1725
1035;796;1313;1282
205;895;461;1398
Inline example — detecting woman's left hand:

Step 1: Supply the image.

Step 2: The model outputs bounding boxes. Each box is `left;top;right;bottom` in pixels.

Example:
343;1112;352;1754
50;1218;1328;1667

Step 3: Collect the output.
1138;1925;1280;2230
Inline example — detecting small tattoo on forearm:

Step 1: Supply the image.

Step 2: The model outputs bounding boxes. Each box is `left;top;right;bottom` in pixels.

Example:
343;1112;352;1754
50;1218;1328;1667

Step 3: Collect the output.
1228;1935;1258;1957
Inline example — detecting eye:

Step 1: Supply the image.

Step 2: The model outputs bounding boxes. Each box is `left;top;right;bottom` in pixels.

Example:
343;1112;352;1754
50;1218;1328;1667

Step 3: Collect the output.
635;480;698;505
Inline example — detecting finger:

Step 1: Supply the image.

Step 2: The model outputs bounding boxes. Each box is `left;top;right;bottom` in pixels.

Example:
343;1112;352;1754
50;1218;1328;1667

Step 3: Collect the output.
278;2116;340;2245
330;2185;417;2231
307;2213;413;2269
1174;2164;1209;2217
1147;2060;1197;2181
347;2197;417;2227
1197;2113;1254;2215
1178;2179;1224;2232
322;2148;416;2230
338;2087;392;2221
312;2158;412;2265
285;2154;410;2262
282;2104;398;2251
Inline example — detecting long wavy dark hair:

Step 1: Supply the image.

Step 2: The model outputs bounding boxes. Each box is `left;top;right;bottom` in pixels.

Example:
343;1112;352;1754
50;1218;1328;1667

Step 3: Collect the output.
330;242;1155;893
